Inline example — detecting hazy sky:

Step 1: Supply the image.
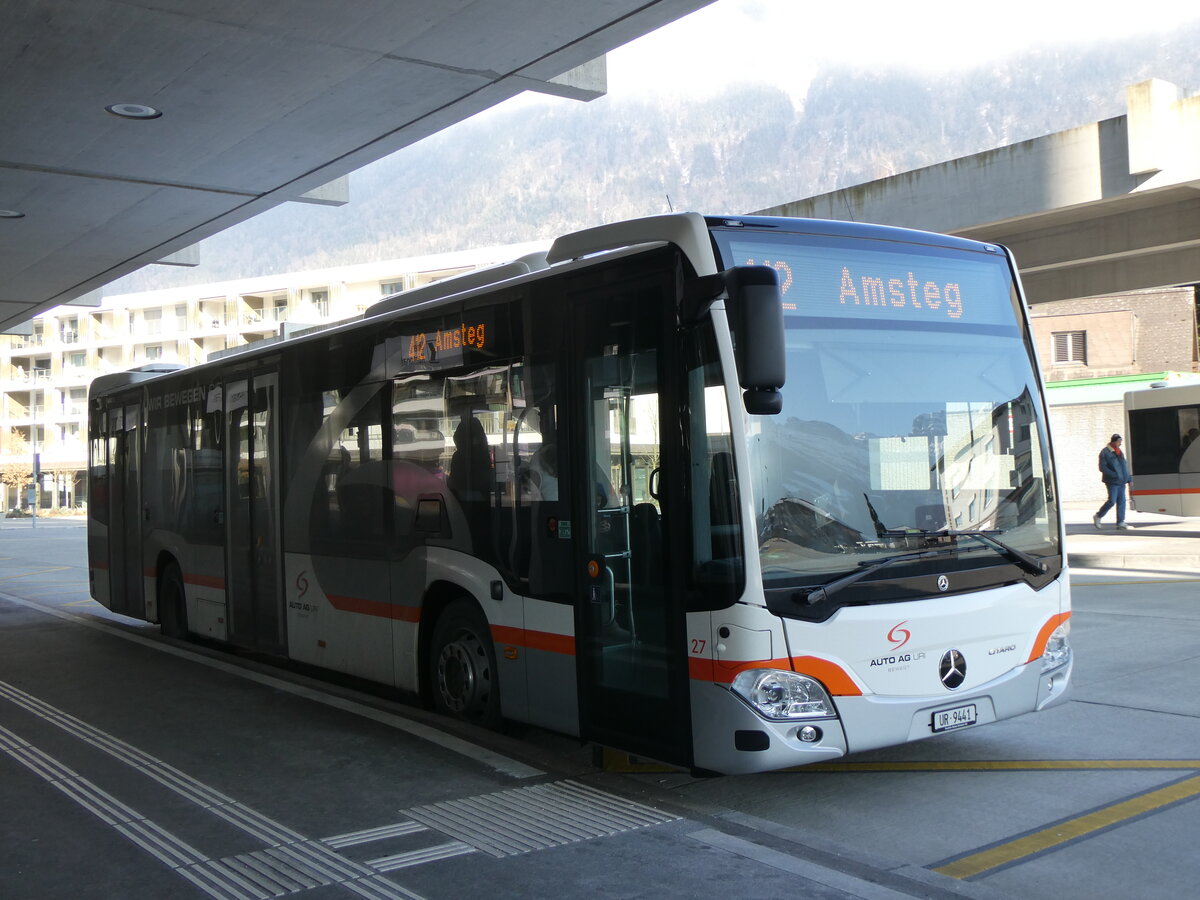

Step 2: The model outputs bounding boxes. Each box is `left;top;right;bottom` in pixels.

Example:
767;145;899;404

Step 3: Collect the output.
603;0;1200;101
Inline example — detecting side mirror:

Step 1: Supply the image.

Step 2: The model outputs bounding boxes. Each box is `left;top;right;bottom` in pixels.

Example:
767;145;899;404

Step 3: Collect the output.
725;266;785;415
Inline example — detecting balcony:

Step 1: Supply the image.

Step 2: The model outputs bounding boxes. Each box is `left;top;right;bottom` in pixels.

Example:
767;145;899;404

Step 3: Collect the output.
6;368;55;384
7;334;45;350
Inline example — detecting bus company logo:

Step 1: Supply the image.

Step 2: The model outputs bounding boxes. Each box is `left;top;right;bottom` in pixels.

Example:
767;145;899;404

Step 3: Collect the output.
871;622;925;669
939;650;967;690
296;570;309;599
887;621;911;650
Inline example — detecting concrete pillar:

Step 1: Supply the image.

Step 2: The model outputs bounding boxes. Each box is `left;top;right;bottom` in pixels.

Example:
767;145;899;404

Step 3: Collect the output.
1127;79;1183;176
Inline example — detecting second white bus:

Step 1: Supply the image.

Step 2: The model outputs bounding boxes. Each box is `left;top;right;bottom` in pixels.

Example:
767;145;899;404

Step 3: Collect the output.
1126;383;1200;516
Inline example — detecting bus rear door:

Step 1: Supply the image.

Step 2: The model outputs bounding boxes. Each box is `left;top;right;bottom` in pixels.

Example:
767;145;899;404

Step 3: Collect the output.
107;400;144;618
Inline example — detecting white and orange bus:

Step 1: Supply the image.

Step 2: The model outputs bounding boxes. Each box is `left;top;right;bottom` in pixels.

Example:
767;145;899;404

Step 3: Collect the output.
1126;383;1200;516
88;213;1072;774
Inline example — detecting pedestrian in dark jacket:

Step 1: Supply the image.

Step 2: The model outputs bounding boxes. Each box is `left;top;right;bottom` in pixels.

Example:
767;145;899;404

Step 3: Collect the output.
1093;434;1131;529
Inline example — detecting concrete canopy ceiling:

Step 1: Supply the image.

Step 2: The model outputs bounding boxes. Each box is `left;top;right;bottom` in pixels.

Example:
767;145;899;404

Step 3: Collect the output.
0;0;712;332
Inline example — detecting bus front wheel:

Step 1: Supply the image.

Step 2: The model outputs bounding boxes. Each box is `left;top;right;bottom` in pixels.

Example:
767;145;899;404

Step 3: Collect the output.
429;599;500;728
159;561;188;640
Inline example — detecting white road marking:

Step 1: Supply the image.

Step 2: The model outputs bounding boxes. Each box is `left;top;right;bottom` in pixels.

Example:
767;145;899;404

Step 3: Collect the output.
0;589;543;779
0;681;423;900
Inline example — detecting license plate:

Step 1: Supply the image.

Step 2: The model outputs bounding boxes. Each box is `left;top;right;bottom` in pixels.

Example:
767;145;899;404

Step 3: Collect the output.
932;703;977;733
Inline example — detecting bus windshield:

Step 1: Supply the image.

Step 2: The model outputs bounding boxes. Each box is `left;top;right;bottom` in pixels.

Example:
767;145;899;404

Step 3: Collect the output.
713;228;1060;588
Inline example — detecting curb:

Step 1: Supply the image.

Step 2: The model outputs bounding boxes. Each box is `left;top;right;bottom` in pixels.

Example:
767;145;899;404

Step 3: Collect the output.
1068;552;1200;572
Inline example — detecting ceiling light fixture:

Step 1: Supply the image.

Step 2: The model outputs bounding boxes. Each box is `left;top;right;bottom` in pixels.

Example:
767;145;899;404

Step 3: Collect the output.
0;209;25;218
105;103;162;119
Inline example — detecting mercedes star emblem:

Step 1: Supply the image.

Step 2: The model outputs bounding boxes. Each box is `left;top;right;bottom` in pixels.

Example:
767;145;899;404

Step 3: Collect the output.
937;575;950;592
939;649;967;689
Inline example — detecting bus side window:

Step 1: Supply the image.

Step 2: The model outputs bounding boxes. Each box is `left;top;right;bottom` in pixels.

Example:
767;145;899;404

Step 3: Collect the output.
299;385;389;555
688;327;744;603
392;374;450;537
510;363;571;598
89;411;109;526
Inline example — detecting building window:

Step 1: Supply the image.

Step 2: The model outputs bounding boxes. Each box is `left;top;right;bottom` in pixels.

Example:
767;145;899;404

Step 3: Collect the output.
145;344;163;360
380;280;404;296
1051;331;1086;365
310;289;330;317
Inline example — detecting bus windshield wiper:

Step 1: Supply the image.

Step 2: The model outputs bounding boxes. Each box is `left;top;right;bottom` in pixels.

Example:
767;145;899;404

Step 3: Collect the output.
803;546;959;607
946;530;1048;575
884;528;1048;575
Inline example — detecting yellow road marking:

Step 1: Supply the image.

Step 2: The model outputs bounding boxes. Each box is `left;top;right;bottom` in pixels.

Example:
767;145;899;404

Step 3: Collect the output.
601;748;683;773
790;759;1200;772
0;566;71;582
934;774;1200;879
7;581;90;587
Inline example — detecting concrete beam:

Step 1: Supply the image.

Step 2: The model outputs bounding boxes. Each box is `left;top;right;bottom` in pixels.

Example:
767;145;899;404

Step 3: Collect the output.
295;176;350;207
152;245;201;268
515;56;608;102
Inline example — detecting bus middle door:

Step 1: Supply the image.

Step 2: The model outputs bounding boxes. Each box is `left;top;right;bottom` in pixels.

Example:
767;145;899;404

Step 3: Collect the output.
223;374;284;653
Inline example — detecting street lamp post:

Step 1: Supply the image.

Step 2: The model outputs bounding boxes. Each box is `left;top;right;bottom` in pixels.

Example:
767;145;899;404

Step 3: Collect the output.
31;389;38;529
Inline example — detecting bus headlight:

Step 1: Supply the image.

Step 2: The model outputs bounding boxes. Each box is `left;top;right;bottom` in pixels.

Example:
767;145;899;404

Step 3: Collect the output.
1041;623;1071;673
731;669;836;720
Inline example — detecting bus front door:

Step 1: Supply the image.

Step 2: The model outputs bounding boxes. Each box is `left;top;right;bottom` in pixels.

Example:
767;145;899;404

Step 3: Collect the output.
223;374;284;653
573;275;691;767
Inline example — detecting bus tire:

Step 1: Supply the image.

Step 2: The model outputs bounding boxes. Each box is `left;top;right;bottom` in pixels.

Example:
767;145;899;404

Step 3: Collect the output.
429;599;500;728
159;561;188;640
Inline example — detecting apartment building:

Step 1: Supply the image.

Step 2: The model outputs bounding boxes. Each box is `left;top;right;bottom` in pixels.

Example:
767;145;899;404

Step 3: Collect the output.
0;243;543;513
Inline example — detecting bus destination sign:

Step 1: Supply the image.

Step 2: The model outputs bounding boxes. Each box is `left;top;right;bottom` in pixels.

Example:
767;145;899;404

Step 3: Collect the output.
385;315;494;375
402;322;488;365
727;238;1015;330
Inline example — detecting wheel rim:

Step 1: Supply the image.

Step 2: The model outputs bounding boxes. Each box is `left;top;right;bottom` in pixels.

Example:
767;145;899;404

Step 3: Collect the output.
436;628;491;715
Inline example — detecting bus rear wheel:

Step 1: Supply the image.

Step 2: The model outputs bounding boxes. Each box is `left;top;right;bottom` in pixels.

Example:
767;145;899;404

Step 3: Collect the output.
159;561;188;640
429;599;500;728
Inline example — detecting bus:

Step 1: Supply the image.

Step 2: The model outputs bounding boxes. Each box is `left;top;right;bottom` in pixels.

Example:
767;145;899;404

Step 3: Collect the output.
87;213;1072;775
1125;383;1200;516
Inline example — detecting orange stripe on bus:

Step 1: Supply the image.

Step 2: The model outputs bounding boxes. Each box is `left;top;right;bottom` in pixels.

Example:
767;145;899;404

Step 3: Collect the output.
326;594;420;622
1130;488;1200;496
688;654;862;696
491;624;576;655
184;573;225;589
1026;611;1072;663
792;655;863;696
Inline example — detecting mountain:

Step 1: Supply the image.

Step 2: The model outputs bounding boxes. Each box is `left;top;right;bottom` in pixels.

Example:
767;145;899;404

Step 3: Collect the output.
107;23;1200;294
